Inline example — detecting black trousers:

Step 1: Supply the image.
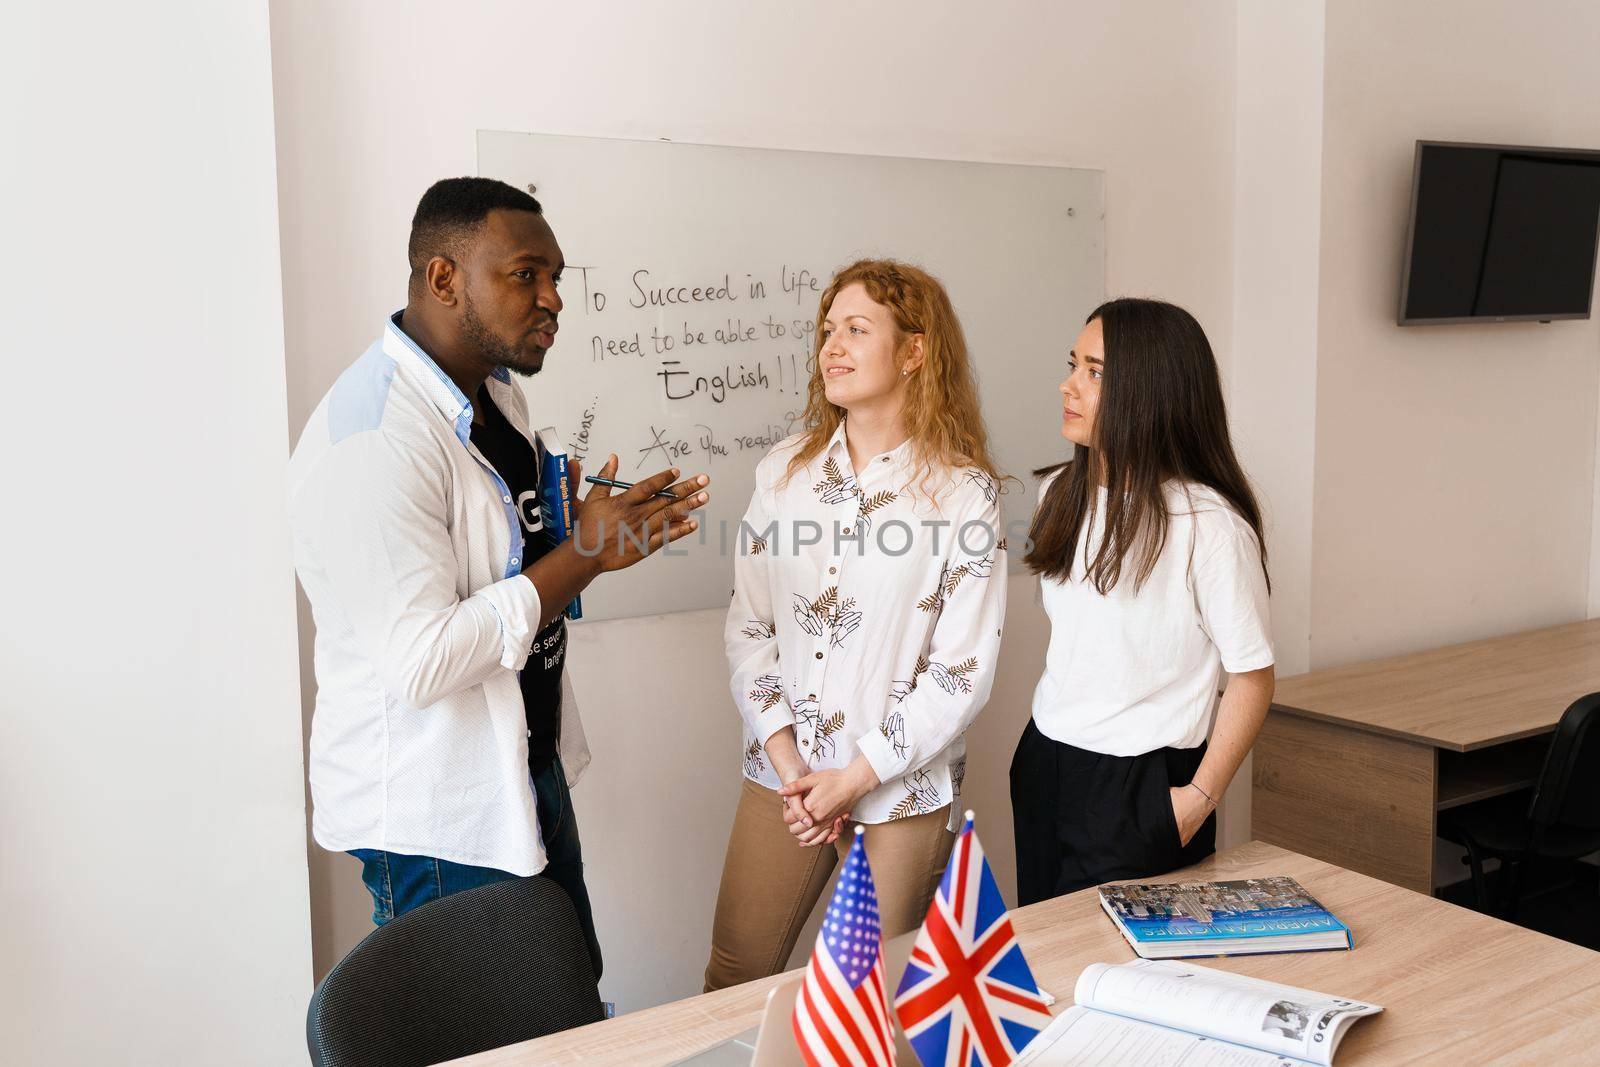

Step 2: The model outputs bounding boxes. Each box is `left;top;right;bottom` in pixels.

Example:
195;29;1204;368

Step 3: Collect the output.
1009;719;1217;906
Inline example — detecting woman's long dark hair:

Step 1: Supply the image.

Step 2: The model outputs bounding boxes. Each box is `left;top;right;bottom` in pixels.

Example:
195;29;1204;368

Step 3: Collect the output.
1023;298;1269;594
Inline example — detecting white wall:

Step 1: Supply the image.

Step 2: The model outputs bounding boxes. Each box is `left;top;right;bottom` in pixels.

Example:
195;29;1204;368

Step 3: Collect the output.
0;3;312;1064
1312;0;1600;667
1231;0;1324;679
1224;0;1326;844
270;0;1240;1011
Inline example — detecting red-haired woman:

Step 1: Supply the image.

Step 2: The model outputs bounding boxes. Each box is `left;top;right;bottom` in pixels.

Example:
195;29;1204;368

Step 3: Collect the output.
704;260;1009;991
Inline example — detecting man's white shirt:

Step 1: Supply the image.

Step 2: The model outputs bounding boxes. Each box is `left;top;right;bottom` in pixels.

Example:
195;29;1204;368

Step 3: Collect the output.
288;314;589;876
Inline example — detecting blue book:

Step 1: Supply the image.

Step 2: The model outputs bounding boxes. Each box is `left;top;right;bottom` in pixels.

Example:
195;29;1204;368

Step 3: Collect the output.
534;426;582;621
1098;876;1352;959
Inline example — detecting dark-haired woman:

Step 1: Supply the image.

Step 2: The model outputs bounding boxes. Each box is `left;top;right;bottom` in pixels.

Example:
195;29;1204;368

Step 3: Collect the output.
1010;298;1276;905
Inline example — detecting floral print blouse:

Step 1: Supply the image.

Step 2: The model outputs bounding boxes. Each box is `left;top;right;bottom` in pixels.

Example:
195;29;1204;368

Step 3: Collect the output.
725;420;1007;829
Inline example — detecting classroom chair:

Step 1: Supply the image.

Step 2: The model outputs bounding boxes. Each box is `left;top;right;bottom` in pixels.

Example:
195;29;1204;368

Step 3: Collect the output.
1438;691;1600;918
306;875;605;1067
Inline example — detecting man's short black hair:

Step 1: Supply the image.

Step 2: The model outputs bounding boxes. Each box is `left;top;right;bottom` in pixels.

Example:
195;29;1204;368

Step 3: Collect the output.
408;176;543;284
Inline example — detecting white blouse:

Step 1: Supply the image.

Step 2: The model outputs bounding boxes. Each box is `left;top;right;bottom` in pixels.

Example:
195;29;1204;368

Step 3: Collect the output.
1030;476;1274;756
288;315;589;878
725;421;1007;829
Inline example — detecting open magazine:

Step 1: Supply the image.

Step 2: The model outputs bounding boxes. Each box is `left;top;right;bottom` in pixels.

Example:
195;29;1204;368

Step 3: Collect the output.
1014;959;1382;1066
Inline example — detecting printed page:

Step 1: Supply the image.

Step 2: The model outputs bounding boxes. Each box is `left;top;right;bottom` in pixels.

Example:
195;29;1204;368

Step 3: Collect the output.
1014;1006;1299;1067
1073;960;1381;1065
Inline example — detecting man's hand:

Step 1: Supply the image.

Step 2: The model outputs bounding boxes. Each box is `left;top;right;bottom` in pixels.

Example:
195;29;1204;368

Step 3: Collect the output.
571;454;709;572
780;759;880;835
521;455;708;628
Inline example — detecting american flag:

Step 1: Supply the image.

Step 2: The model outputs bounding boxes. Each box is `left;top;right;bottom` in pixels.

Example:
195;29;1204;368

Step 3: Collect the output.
792;827;896;1067
893;814;1051;1067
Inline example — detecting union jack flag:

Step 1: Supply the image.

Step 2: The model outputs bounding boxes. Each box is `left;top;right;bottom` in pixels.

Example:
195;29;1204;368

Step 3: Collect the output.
792;827;897;1067
893;814;1051;1066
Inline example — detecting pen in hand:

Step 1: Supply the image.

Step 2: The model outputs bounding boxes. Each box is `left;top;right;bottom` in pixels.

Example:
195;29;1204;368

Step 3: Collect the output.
584;475;682;501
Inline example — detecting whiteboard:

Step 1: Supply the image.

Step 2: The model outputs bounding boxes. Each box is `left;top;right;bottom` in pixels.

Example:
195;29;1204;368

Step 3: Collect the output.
478;131;1103;621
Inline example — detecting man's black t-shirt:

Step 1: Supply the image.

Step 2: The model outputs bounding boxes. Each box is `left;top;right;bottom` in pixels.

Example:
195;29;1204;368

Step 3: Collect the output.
470;386;566;778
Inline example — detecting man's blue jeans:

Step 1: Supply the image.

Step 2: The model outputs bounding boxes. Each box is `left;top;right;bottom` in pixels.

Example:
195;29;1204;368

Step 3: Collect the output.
349;756;602;977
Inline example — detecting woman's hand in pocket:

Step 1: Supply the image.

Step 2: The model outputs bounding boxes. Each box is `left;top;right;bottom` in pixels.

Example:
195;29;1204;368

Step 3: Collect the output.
1168;785;1212;847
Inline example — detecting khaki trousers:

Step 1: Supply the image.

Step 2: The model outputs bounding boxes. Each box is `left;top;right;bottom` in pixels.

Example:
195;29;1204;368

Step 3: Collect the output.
703;776;956;992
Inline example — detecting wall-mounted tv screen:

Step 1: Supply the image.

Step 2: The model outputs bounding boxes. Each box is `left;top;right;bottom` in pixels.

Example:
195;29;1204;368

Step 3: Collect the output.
1399;141;1600;325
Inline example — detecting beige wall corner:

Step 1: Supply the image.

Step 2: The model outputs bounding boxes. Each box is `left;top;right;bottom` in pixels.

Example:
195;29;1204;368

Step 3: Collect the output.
1312;0;1600;668
1224;0;1327;847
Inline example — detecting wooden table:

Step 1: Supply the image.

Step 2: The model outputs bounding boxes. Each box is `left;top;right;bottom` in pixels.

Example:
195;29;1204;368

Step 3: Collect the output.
445;841;1600;1066
1252;618;1600;892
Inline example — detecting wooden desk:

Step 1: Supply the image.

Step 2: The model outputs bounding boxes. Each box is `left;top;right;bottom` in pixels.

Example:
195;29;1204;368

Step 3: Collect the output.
1252;618;1600;892
446;841;1600;1066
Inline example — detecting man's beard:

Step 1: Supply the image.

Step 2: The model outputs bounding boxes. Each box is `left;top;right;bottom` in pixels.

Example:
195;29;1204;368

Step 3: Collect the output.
461;291;545;378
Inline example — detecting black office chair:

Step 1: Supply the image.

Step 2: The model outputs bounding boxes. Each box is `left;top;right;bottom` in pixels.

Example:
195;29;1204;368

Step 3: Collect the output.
1439;692;1600;918
307;875;605;1067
